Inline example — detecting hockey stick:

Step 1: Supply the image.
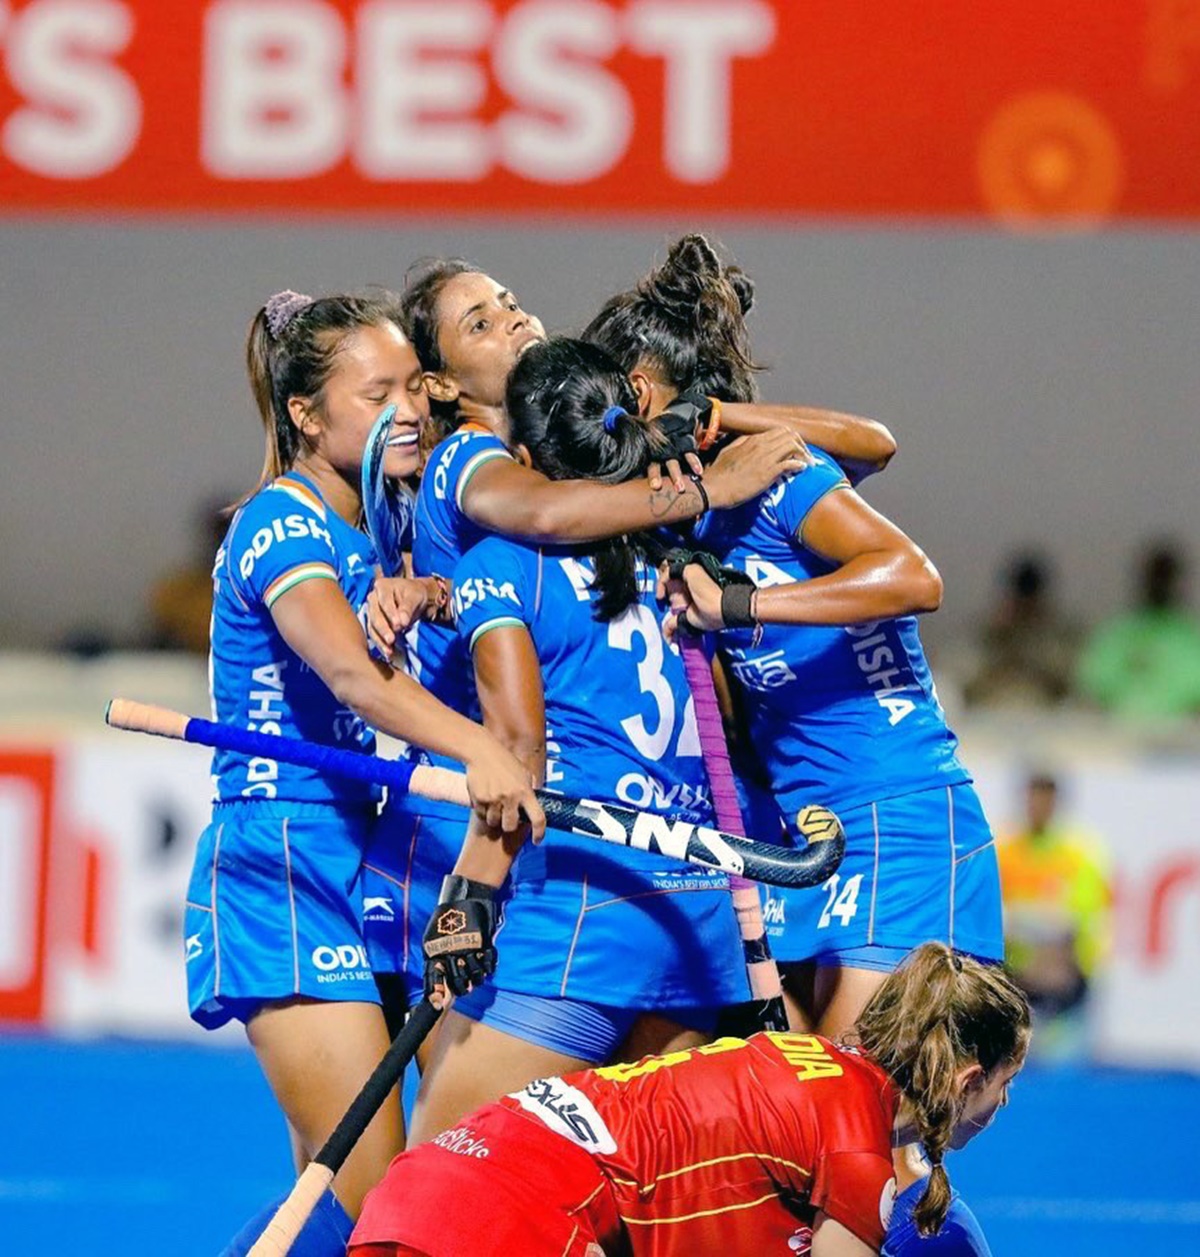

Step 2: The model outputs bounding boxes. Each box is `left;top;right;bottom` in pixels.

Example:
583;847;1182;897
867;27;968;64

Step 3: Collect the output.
360;403;414;580
104;700;843;889
247;998;439;1256
678;633;790;1033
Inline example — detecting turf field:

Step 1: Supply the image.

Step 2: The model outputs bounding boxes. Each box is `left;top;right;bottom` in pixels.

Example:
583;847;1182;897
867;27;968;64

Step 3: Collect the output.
1;1035;1195;1254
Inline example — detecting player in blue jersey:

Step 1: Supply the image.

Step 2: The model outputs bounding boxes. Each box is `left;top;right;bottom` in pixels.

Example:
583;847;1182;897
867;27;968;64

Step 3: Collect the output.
396;334;781;1143
360;259;821;1024
586;236;1003;1256
193;290;544;1252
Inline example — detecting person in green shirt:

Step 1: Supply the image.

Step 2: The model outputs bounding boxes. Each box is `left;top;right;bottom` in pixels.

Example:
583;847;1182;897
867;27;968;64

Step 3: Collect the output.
1077;540;1200;720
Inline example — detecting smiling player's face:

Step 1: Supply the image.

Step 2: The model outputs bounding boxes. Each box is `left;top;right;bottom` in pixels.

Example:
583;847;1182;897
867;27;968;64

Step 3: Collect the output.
432;272;546;408
314;321;428;480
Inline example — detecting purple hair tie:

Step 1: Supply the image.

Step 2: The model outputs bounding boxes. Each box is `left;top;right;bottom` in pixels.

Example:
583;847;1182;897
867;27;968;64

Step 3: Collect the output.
602;405;627;433
265;289;315;340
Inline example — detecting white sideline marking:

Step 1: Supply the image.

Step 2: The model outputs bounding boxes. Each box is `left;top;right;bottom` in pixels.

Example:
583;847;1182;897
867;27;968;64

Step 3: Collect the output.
972;1197;1200;1224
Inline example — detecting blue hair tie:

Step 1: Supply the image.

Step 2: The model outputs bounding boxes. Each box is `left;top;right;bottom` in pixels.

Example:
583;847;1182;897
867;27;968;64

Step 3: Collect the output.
602;405;627;433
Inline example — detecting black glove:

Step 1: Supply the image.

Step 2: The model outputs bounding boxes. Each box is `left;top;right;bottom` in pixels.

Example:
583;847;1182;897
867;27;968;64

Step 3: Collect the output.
654;391;711;466
423;875;498;998
663;546;758;632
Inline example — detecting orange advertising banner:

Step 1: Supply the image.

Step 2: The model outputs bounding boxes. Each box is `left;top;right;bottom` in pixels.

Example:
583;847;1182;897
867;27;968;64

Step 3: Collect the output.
1;0;1198;223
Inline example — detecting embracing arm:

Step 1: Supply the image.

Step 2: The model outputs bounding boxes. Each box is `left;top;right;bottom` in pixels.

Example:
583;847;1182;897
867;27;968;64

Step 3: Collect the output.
270;579;543;835
720;403;897;484
462;428;807;542
753;489;942;626
464;456;705;540
668;489;941;636
450;624;548;888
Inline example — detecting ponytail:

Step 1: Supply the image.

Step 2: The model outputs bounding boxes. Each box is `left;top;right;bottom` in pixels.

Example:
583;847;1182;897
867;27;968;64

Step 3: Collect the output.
506;337;665;620
242;289;402;502
583;232;762;403
849;943;1031;1236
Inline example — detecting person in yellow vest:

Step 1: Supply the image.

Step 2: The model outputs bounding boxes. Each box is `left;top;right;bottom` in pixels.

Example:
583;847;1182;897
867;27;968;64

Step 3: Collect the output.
997;771;1111;1054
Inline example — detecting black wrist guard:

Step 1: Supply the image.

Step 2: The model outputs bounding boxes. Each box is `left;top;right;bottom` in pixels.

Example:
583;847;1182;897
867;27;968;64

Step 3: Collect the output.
437;874;496;903
719;582;757;629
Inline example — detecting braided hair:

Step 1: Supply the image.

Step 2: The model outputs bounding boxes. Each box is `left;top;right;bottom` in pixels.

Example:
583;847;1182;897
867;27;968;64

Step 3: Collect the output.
848;943;1031;1236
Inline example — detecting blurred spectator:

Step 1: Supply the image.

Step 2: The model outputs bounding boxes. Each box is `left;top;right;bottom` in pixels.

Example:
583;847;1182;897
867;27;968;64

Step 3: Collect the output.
1077;539;1200;720
962;550;1081;709
998;770;1111;1059
145;495;230;654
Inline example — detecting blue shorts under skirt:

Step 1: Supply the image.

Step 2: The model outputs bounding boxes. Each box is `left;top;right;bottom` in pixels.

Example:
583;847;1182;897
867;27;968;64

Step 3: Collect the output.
451;987;721;1063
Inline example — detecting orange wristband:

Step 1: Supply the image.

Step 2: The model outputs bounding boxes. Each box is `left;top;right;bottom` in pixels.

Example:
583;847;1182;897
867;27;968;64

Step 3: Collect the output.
697;397;723;451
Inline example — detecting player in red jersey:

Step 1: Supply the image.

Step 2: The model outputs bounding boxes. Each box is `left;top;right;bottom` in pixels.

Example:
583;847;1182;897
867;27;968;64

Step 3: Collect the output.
349;942;1029;1256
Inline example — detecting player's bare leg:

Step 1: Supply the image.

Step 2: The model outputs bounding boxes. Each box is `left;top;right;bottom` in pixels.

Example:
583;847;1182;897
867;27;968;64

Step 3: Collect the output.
812;964;890;1039
247;997;403;1219
615;1012;709;1060
778;961;819;1032
409;1009;591;1143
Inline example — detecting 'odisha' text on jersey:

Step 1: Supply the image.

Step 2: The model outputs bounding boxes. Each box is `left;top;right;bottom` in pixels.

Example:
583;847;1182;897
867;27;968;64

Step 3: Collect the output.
408;426;514;768
693;447;970;817
209;472;378;805
505;1032;899;1251
453;538;712;824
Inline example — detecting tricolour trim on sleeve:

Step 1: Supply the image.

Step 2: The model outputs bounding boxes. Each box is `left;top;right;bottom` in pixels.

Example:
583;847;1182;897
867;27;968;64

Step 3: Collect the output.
468;616;526;652
272;475;327;519
454;447;513;510
264;562;338;607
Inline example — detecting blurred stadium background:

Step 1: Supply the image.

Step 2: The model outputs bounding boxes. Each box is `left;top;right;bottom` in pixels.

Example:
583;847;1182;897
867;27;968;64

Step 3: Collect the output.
2;2;1199;1253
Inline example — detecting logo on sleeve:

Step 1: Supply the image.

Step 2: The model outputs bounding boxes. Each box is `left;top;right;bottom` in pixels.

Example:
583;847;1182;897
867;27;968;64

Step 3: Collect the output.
453;575;519;615
509;1078;617;1154
432;1127;490;1159
238;513;332;579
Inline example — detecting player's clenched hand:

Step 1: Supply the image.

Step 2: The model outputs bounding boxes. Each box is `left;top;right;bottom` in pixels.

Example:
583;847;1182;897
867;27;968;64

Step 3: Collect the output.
423;875;499;1006
646;395;706;491
366;575;429;658
462;737;546;842
704;430;812;509
659;560;724;642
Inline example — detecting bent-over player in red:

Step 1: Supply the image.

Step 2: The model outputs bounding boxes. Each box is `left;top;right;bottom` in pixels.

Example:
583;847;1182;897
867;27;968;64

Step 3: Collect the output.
350;942;1029;1257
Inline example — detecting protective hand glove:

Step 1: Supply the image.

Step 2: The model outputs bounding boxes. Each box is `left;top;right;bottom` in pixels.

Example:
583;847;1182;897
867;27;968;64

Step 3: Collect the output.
423;875;499;999
663;546;759;634
654;391;711;468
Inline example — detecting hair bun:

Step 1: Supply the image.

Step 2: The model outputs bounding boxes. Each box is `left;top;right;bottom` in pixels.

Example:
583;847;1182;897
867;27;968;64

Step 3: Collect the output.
727;268;755;315
264;290;314;340
665;234;722;279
